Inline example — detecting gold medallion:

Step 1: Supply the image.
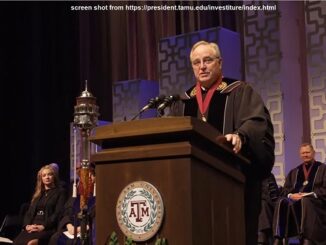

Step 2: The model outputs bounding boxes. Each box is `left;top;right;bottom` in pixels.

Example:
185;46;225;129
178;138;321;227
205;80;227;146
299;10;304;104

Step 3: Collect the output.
303;180;309;186
201;116;207;122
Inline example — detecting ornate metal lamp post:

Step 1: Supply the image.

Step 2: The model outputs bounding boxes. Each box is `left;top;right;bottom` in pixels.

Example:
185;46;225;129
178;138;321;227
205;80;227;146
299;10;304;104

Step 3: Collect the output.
73;80;99;244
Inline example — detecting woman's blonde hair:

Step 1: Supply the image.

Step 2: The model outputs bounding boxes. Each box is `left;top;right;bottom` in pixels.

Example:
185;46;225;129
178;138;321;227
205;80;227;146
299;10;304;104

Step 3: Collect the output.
30;164;59;204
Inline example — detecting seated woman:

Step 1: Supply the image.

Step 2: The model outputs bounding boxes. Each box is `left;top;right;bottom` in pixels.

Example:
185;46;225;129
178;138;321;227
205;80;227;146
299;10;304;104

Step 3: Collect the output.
13;164;66;245
49;166;96;245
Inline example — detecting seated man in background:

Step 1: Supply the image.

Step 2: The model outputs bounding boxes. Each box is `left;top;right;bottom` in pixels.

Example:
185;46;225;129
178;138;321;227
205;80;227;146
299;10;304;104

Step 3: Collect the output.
272;143;326;245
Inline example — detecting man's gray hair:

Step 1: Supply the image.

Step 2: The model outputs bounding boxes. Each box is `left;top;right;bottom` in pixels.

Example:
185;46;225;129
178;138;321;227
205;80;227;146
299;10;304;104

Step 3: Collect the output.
190;41;221;61
300;143;315;152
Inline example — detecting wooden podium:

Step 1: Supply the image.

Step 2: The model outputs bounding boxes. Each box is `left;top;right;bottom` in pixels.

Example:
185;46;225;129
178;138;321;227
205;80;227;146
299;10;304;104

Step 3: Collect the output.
90;117;248;245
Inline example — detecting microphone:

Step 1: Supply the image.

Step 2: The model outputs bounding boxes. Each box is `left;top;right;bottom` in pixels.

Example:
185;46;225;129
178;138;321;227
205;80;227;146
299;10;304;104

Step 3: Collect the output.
139;95;166;113
157;94;181;112
131;95;165;120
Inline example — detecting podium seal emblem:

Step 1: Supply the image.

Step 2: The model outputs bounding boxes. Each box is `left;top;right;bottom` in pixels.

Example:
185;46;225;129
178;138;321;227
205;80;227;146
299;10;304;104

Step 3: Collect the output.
116;181;164;242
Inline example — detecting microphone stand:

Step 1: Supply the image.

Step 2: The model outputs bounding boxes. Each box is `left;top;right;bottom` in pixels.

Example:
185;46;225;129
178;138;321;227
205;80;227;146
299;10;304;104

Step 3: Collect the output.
130;95;165;120
130;108;146;121
73;213;78;245
78;206;89;245
157;108;165;117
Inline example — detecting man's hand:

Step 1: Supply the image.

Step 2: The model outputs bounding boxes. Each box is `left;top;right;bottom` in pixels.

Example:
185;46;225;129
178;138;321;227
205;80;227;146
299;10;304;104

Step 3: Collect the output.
25;224;45;233
289;193;304;201
25;225;33;232
225;133;242;154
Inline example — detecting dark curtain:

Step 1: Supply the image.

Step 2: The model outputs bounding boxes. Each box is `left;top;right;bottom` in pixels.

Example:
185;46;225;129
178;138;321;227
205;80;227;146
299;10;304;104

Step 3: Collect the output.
0;1;240;222
85;0;239;80
0;2;81;221
83;0;240;118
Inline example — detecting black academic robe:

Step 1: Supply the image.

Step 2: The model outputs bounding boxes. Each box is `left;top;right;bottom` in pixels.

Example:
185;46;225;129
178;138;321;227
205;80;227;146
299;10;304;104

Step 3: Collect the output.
49;195;96;245
273;161;326;244
173;80;275;245
259;173;280;231
182;80;275;180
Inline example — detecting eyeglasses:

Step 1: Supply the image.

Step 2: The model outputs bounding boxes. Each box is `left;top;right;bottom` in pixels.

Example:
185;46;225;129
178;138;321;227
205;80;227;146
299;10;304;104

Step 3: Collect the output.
191;56;220;67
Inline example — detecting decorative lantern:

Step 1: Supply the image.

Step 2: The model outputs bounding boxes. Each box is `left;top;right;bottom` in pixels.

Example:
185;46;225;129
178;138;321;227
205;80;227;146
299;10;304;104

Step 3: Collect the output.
73;80;99;210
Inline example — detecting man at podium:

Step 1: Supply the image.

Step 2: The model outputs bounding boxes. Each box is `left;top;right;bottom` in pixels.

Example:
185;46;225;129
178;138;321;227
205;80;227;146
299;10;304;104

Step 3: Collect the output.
176;40;275;245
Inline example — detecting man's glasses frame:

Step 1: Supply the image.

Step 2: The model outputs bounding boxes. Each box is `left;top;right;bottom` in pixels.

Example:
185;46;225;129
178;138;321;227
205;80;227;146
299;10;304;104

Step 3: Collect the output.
191;56;220;67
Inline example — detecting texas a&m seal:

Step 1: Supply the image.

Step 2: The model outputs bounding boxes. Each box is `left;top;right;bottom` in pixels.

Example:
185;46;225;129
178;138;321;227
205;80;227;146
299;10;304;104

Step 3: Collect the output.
116;181;164;242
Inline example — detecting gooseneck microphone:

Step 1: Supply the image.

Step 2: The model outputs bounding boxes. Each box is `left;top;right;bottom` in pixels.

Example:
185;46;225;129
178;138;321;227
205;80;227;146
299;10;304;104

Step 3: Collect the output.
140;95;166;113
157;94;181;112
131;95;166;120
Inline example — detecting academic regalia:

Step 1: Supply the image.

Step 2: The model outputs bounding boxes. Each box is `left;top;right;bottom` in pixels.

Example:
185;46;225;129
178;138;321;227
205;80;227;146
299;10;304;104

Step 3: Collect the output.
172;80;275;245
181;80;275;179
49;195;95;245
259;173;280;229
273;161;326;245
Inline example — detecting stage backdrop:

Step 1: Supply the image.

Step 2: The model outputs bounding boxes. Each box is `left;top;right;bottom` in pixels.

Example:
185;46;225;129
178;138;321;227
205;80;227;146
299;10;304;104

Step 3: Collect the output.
109;1;326;186
242;1;326;185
